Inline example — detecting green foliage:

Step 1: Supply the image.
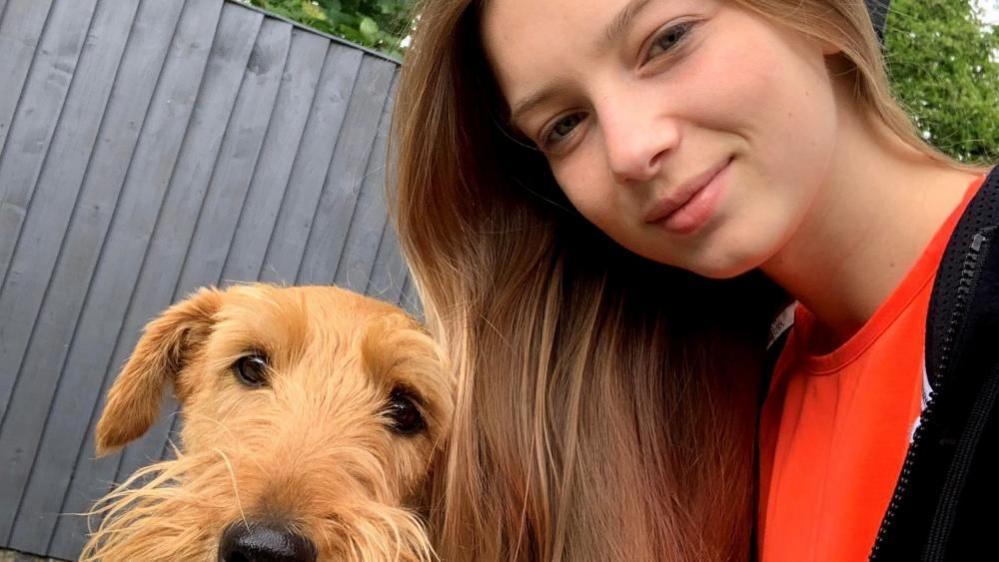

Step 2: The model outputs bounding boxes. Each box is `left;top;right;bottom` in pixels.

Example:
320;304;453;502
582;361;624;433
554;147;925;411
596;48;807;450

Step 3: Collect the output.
247;0;413;58
885;0;999;162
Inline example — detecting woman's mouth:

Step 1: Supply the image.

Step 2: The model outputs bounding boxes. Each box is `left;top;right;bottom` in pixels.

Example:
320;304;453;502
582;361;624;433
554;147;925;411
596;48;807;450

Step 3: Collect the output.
645;157;732;235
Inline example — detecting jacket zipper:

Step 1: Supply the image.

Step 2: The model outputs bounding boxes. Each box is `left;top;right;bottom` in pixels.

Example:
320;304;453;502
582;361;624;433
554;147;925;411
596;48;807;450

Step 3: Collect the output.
924;365;999;560
923;231;993;560
868;231;987;561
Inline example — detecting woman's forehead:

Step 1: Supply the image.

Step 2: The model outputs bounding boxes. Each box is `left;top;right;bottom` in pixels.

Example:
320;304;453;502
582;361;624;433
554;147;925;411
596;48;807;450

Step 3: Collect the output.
480;0;634;102
481;0;633;61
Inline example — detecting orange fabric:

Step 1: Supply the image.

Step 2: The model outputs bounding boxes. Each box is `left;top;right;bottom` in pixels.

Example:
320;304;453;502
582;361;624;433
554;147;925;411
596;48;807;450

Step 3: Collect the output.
757;176;985;562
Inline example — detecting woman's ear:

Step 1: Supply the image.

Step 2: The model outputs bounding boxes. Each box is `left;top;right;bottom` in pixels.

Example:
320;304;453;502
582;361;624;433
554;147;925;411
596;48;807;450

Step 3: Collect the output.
95;287;223;456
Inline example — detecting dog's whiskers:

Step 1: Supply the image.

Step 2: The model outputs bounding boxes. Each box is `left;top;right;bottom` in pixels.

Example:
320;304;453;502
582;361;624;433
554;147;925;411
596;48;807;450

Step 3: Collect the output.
214;447;249;532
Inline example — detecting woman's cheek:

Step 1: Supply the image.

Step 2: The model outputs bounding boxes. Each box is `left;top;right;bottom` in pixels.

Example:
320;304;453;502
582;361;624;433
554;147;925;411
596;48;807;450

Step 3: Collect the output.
554;146;615;221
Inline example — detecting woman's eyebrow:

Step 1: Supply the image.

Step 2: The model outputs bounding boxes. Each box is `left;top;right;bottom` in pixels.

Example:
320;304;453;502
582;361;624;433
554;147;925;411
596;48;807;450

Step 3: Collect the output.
603;0;655;47
508;85;570;129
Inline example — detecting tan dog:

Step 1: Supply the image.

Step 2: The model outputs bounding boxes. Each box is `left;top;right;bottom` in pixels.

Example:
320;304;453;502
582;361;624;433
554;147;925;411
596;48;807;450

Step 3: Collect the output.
81;284;452;562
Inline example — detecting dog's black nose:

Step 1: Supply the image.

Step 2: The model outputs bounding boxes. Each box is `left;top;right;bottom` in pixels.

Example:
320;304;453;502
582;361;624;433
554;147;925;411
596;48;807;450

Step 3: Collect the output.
218;520;317;562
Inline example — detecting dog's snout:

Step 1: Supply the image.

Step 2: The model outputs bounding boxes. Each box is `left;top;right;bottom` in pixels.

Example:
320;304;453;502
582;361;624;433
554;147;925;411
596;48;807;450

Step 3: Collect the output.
218;520;317;562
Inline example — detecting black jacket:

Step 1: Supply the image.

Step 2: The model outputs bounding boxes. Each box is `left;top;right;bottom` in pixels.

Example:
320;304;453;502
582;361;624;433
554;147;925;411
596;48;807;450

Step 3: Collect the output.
867;166;999;560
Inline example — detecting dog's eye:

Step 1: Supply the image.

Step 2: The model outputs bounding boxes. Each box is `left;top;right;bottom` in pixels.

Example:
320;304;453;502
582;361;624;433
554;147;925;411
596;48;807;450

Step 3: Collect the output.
232;354;268;387
385;388;425;435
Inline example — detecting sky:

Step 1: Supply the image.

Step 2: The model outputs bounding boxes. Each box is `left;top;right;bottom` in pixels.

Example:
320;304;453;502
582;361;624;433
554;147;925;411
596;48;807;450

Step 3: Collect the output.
976;0;999;26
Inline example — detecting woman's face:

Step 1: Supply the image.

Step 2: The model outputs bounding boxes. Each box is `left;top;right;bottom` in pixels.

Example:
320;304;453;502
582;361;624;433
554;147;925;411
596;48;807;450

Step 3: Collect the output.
482;0;842;278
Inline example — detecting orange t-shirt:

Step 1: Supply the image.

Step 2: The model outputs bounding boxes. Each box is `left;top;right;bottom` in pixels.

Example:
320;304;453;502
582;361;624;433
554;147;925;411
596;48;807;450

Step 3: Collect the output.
757;176;985;562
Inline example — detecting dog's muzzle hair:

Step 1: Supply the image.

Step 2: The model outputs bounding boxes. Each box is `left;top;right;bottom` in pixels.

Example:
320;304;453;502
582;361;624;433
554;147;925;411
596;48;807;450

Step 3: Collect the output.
80;284;453;562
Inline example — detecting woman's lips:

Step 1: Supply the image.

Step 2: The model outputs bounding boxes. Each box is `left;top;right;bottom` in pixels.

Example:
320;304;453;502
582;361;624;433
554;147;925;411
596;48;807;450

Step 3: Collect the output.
644;157;732;235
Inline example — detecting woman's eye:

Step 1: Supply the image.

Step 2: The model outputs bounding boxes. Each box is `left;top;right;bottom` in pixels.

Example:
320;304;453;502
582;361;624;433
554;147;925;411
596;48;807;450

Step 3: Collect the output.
232;354;268;387
385;387;426;435
542;112;585;149
646;21;693;60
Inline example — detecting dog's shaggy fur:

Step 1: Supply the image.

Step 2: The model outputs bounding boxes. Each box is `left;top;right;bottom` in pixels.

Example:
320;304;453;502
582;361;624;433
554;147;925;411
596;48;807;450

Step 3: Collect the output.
81;284;453;562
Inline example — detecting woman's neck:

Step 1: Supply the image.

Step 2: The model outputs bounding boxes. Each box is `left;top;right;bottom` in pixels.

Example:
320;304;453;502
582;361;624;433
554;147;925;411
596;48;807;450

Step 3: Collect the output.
760;110;979;351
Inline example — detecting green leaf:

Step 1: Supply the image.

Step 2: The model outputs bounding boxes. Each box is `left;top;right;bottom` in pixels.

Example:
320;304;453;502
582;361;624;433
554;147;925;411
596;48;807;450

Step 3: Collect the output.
302;2;328;20
359;16;379;41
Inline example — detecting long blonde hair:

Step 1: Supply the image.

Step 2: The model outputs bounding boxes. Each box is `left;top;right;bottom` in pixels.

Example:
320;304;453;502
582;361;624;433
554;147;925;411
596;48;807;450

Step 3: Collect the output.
390;1;942;560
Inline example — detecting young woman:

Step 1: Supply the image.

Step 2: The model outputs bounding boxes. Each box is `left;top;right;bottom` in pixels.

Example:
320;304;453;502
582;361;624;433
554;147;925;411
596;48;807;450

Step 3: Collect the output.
390;0;998;560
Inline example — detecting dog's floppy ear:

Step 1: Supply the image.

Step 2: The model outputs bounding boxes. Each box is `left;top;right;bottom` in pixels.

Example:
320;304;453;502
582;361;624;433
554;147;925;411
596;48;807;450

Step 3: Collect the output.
95;287;222;456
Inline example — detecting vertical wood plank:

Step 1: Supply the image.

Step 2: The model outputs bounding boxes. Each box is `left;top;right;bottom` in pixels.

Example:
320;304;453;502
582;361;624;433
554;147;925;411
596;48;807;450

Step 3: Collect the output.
0;0;140;551
220;29;328;284
4;0;187;554
0;0;53;162
295;55;395;285
46;0;225;556
257;43;361;283
333;76;396;295
367;223;409;305
398;275;421;318
364;87;407;308
174;17;293;293
0;0;99;290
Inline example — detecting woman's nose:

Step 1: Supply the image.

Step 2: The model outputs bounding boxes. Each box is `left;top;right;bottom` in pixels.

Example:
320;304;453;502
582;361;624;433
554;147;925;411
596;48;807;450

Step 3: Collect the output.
600;105;679;184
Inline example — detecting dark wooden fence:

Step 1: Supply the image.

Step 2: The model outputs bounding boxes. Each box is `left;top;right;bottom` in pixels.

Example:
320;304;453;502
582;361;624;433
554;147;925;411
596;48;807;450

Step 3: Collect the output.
0;0;411;558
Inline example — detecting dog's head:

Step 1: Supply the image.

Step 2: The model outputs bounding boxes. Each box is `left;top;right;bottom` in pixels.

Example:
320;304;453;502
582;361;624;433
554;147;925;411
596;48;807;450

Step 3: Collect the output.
83;284;453;562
